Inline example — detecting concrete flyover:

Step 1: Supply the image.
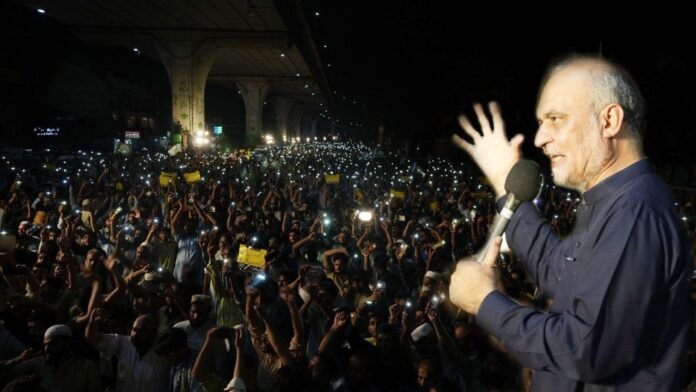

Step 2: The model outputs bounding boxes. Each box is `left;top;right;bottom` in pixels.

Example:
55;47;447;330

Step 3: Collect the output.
15;0;334;146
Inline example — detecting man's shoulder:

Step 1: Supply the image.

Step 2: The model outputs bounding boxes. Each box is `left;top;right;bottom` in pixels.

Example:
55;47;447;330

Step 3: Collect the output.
20;356;46;370
96;333;132;355
616;172;675;213
66;353;99;370
173;320;191;330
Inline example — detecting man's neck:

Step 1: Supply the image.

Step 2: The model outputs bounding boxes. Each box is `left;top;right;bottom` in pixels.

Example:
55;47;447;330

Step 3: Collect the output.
136;343;152;358
586;143;644;192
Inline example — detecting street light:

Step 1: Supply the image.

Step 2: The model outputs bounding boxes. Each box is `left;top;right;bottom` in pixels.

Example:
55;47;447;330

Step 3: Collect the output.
192;130;211;148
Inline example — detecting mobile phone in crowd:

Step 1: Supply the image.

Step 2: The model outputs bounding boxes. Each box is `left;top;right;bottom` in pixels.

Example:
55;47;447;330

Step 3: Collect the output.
305;265;324;286
429;293;446;309
247;272;267;290
213;326;237;339
432;240;446;250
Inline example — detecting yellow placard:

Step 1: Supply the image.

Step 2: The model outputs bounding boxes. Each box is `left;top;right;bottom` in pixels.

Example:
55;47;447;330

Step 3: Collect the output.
390;189;405;200
324;174;341;184
430;201;440;213
183;171;202;183
354;188;365;201
237;244;267;268
401;176;411;183
159;172;177;186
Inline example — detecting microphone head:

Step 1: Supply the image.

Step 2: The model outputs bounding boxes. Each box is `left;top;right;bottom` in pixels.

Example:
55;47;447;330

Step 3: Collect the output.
505;160;542;202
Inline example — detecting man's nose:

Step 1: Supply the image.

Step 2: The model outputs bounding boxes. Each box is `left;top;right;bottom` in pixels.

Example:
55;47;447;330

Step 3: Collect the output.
534;125;552;149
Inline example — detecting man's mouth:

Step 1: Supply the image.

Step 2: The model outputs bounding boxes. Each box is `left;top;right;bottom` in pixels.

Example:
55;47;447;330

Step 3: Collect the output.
549;154;564;166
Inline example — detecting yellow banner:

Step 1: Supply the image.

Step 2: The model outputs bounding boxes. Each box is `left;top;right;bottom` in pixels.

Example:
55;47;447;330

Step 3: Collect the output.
183;171;202;183
159;172;177;186
390;189;405;200
324;174;341;184
237;244;267;268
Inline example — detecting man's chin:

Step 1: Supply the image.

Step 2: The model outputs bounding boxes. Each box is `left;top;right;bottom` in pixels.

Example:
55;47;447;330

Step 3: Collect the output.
551;171;568;188
131;338;148;350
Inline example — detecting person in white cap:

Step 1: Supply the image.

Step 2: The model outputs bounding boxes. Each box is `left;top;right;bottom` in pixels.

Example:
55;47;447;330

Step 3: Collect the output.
1;324;101;391
421;270;443;296
174;294;216;352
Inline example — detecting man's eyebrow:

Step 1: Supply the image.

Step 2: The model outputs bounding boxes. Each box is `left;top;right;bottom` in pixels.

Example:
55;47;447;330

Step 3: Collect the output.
536;110;565;121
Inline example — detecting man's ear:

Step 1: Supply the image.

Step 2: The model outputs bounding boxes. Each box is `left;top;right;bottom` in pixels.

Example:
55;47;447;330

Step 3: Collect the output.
599;103;624;138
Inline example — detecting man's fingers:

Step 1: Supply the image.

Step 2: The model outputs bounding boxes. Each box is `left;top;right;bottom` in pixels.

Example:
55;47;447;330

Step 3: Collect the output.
481;237;503;269
451;134;474;156
510;133;525;150
473;103;493;135
457;115;481;143
489;102;506;136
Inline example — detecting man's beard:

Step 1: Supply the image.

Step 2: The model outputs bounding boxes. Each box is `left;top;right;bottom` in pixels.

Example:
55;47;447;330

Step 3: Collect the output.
45;351;65;365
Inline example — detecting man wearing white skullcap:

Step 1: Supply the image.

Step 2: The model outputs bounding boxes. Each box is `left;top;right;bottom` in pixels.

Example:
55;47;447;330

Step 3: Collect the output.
174;294;216;352
1;324;101;391
44;324;72;338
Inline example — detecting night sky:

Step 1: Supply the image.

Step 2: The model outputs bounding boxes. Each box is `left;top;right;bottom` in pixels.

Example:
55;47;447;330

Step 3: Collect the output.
310;2;696;161
2;1;695;162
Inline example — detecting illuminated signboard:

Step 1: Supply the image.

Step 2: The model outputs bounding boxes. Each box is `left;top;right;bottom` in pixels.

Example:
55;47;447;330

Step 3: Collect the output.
213;126;223;135
125;131;140;139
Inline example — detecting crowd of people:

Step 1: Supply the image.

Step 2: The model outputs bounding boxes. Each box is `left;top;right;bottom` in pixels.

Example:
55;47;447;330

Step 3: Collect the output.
0;140;694;391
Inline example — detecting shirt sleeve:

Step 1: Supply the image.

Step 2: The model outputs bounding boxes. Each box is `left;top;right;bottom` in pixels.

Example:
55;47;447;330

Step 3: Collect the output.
503;200;566;297
96;333;126;358
478;200;665;382
0;325;24;358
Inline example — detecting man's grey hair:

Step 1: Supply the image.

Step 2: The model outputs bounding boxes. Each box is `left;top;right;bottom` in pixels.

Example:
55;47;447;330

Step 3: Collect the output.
542;54;646;141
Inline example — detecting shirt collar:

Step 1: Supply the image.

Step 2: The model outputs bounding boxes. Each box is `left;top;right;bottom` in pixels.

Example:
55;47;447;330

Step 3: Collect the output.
582;159;653;205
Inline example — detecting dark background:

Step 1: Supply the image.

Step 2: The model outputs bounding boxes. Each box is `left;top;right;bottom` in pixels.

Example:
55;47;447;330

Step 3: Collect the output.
1;1;695;167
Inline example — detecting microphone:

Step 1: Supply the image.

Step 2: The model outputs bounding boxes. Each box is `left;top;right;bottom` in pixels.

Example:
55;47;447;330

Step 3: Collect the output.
476;159;541;264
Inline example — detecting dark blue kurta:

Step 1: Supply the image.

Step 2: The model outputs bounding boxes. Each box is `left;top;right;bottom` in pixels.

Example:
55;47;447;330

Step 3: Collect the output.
478;159;692;391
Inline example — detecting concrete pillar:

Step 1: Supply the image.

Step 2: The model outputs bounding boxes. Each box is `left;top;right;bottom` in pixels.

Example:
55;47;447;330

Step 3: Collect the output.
288;105;298;139
236;78;270;146
155;41;217;151
290;105;306;139
271;97;294;141
293;104;312;140
309;111;319;137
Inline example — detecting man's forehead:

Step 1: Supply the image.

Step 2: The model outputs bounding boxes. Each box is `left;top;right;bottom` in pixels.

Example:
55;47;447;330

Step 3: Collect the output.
536;70;590;117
